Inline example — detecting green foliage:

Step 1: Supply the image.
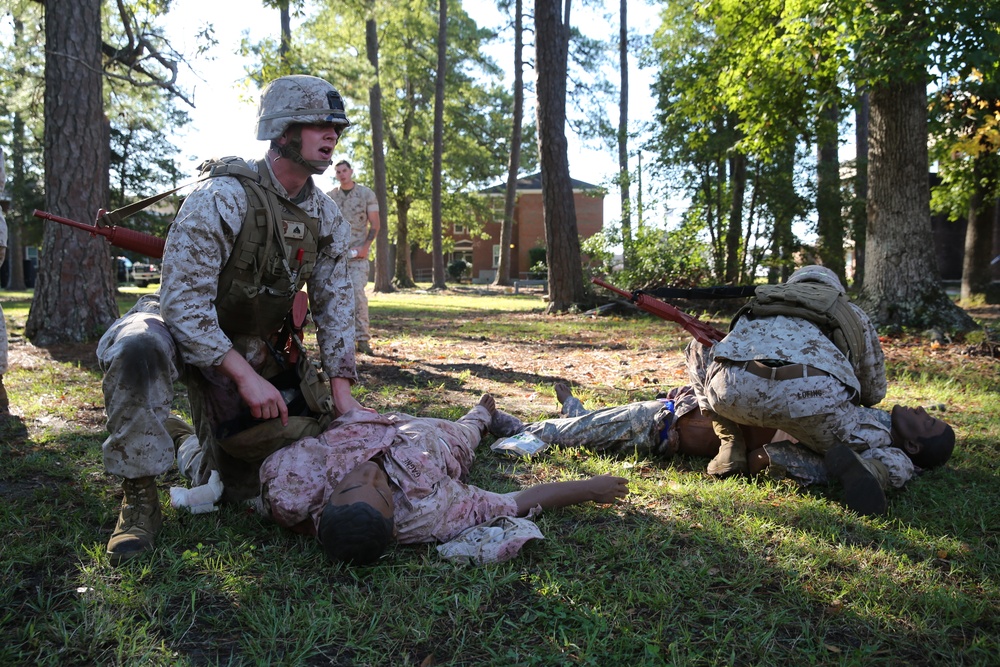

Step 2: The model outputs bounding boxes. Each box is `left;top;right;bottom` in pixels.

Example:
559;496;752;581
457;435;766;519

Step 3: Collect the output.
583;219;713;291
446;258;469;281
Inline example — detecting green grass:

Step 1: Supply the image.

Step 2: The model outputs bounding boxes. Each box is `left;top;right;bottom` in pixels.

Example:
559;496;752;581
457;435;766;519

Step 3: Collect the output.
0;287;998;665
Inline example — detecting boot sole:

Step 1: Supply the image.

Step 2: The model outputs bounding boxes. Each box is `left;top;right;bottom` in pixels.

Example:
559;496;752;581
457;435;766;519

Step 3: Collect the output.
825;445;887;516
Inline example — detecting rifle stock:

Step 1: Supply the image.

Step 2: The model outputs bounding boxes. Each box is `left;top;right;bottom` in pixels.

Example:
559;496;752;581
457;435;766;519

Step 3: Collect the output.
33;209;165;259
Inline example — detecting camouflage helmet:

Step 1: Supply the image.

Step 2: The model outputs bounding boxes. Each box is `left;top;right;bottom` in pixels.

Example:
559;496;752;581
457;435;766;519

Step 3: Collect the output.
255;75;351;141
787;264;845;293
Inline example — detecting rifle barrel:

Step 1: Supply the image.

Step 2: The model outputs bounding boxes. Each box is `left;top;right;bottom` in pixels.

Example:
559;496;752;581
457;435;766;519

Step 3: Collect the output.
33;209;165;258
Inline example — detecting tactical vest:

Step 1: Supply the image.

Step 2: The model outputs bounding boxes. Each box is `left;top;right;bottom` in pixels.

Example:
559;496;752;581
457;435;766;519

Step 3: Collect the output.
730;282;868;368
201;157;330;339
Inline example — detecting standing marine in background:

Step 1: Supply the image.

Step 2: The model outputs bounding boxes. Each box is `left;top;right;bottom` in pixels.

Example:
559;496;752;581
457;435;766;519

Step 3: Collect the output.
327;160;380;356
97;75;367;565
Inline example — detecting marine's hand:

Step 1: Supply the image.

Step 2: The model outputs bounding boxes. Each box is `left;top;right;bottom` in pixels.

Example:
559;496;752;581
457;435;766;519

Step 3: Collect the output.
218;349;289;425
586;475;630;503
331;378;376;416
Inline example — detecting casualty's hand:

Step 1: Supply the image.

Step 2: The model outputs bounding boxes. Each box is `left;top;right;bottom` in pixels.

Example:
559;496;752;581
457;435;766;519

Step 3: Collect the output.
585;475;630;504
331;377;376;416
218;349;289;425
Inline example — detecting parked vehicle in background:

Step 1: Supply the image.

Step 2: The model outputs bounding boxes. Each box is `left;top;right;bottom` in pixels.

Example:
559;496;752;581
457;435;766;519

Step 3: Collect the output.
131;263;161;288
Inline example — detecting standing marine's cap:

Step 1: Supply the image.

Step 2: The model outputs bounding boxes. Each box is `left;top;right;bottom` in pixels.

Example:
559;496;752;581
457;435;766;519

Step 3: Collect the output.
255;75;351;141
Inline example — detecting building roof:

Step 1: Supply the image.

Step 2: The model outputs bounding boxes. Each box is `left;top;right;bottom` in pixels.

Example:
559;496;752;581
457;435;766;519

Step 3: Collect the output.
480;171;601;194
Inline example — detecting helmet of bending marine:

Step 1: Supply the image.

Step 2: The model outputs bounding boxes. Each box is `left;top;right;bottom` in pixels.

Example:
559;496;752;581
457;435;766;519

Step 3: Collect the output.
255;75;351;141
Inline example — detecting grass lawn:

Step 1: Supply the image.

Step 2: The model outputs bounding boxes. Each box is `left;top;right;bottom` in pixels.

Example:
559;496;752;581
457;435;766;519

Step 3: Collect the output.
0;285;998;666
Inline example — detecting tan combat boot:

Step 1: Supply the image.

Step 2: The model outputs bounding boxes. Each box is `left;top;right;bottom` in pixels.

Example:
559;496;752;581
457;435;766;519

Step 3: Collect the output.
824;444;888;516
706;415;748;477
107;476;162;565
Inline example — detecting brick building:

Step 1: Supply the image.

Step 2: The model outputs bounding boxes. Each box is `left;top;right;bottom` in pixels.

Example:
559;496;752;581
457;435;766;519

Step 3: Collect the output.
410;172;604;282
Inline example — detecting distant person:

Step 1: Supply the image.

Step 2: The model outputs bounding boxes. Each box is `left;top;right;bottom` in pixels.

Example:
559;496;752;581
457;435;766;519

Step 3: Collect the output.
327;160;380;356
97;75;368;565
257;394;628;565
0;146;9;419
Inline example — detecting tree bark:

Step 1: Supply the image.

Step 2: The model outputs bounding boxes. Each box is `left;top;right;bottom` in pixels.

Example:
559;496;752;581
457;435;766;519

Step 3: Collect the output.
366;13;394;293
392;198;416;288
534;0;586;312
492;0;524;288
816;97;845;283
430;0;447;290
725;144;745;284
852;90;869;289
7;112;28;291
859;80;974;331
618;0;632;270
961;154;997;303
26;0;118;344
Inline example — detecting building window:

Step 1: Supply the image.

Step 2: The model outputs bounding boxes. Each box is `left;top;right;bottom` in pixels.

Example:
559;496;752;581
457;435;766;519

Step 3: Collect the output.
490;195;506;222
453;222;467;235
492;244;501;268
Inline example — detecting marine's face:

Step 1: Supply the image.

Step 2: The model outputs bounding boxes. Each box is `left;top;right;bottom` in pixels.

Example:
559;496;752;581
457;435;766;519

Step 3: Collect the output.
331;460;394;521
294;122;340;171
335;162;353;185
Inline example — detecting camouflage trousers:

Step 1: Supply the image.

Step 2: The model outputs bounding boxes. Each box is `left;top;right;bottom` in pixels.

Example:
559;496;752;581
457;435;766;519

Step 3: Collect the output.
97;294;270;502
764;441;915;488
348;258;370;342
0;302;7;374
704;361;892;455
516;397;674;458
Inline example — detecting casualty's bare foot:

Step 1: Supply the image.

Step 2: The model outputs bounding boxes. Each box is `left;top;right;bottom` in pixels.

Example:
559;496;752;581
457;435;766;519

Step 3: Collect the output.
554;382;573;406
479;394;497;416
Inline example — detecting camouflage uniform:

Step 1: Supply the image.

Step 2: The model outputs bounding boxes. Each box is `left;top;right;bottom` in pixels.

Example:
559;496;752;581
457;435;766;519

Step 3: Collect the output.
327;183;378;344
97;158;356;502
685;266;911;482
491;395;677;458
259;405;521;544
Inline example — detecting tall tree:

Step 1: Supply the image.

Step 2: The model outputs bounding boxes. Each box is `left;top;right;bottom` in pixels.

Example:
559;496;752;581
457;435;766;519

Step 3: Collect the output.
366;6;394;293
855;1;975;330
25;0;118;344
534;0;586;312
296;1;520;288
492;0;525;289
430;0;447;290
617;0;632;270
851;91;870;288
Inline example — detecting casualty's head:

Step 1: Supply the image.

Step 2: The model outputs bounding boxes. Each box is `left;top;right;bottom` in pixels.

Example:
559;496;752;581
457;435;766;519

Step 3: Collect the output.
786;264;845;293
256;75;351;174
890;405;955;469
318;460;395;566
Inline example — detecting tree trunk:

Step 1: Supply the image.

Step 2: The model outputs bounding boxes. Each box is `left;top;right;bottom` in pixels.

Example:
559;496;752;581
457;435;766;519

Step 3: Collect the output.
852;90;869;289
26;0;118;345
7;112;27;291
618;0;632;270
961;154;997;303
534;0;586;312
430;0;447;290
392;198;416;288
279;1;291;66
366;13;394;293
816;97;845;283
725;145;745;284
492;0;524;288
859;80;974;331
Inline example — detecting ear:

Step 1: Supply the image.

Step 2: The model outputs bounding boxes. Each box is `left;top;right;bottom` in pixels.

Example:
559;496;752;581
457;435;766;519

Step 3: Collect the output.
901;439;920;456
